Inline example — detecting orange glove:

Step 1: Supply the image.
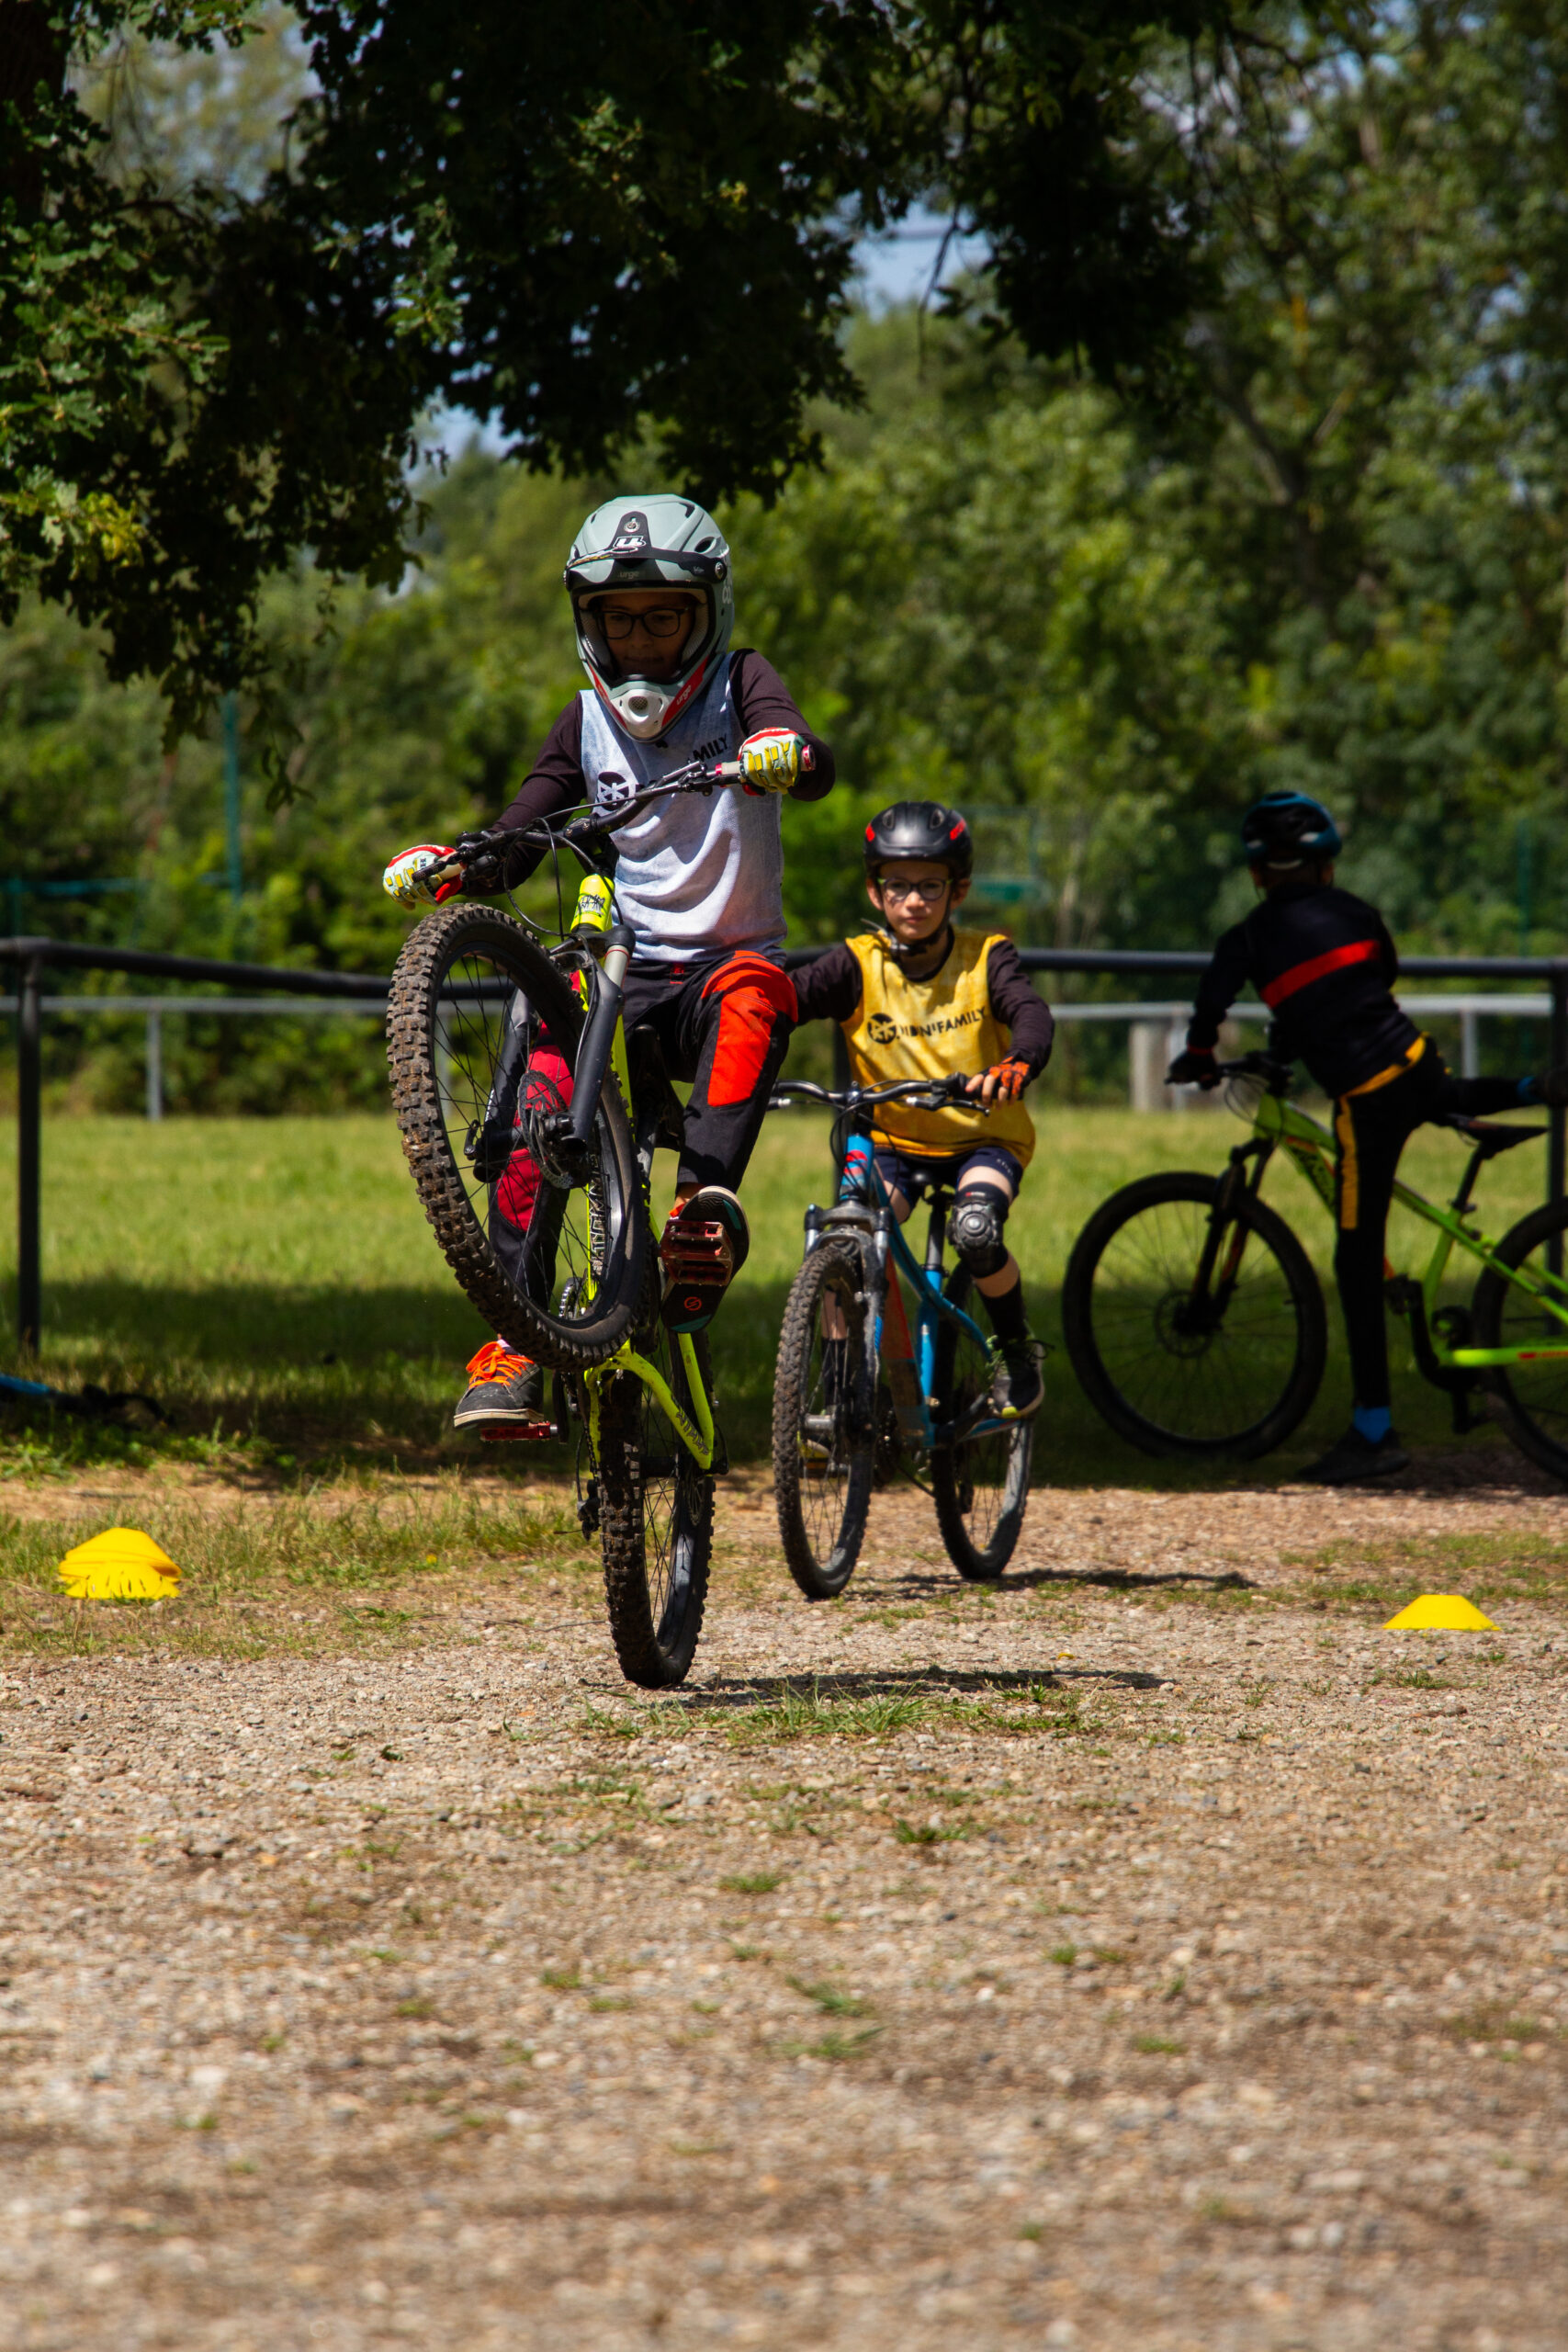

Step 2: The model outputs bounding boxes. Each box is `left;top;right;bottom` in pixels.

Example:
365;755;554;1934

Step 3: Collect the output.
967;1057;1032;1104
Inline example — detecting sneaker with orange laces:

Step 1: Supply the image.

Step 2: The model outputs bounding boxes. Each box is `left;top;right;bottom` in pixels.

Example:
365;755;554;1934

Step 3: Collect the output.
453;1340;551;1440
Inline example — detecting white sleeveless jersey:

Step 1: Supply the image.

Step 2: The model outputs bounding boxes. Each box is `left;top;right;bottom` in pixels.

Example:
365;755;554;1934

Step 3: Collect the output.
577;658;785;964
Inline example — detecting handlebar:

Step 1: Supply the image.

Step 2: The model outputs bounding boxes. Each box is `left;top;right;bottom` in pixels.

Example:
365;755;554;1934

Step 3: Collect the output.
768;1075;987;1116
422;747;814;889
1170;1049;1292;1095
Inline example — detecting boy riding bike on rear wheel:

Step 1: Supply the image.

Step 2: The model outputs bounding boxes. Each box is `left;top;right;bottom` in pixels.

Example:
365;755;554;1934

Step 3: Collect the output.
1168;790;1568;1486
791;801;1054;1419
384;493;835;1430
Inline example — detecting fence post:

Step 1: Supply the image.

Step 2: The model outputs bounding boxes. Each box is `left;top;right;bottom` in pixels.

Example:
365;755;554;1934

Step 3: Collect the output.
17;954;40;1352
145;1008;163;1122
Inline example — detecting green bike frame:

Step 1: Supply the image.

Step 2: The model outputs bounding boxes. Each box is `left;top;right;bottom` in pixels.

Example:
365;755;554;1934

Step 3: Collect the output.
1248;1089;1568;1375
567;870;718;1474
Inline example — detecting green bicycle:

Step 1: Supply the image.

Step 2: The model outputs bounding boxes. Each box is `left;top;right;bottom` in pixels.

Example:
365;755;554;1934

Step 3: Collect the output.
385;759;748;1688
1063;1051;1568;1479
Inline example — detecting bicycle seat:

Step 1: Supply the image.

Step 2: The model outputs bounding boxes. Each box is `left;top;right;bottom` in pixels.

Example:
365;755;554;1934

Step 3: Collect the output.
1436;1114;1546;1159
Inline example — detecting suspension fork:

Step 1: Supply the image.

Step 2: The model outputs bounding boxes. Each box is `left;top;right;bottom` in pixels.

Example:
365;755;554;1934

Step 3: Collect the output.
1191;1139;1276;1307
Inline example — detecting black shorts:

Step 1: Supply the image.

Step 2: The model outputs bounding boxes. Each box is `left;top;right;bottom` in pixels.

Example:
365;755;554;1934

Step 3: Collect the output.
870;1143;1024;1203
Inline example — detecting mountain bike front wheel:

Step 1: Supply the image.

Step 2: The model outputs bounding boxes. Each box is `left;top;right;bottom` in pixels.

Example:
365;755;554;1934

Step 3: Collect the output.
773;1237;875;1600
387;903;645;1372
598;1326;716;1687
1471;1200;1568;1485
931;1270;1033;1581
1062;1170;1325;1457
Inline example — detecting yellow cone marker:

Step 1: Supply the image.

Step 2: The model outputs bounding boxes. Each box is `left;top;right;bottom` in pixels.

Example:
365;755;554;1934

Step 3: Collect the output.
57;1528;181;1602
1382;1593;1495;1632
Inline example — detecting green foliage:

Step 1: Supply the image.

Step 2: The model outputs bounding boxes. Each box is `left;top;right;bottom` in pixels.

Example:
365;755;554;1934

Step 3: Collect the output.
1;0;1214;726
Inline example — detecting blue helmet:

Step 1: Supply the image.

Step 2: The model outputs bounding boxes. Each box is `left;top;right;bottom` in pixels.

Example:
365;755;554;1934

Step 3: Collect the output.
1241;791;1342;872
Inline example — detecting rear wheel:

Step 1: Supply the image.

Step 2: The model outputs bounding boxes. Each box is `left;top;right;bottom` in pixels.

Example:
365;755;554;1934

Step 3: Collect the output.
1470;1200;1568;1484
930;1272;1033;1581
597;1325;715;1687
387;903;645;1371
773;1238;875;1600
1062;1170;1325;1457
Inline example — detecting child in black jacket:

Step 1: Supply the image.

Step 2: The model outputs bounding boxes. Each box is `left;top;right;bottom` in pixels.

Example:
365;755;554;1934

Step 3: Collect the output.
1169;792;1567;1485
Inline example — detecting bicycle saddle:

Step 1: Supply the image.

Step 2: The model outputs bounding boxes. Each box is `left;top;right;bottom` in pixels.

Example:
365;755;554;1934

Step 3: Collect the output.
1437;1114;1546;1158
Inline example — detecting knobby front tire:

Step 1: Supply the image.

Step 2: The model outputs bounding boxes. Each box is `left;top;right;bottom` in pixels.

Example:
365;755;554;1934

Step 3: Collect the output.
1062;1170;1326;1458
1471;1199;1568;1486
930;1269;1033;1581
597;1326;715;1688
773;1238;875;1600
387;903;645;1373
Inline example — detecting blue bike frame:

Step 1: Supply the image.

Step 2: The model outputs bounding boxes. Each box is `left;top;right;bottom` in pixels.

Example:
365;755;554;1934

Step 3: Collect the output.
814;1132;1005;1462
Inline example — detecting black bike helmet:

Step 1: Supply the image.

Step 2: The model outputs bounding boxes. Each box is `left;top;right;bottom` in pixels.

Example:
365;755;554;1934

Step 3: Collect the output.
863;801;974;880
1240;791;1343;872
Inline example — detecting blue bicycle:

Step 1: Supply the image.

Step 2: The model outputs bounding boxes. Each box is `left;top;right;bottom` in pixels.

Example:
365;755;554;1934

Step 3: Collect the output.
768;1077;1036;1594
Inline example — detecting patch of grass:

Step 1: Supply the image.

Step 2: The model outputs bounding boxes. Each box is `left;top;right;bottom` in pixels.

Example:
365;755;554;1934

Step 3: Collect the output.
893;1817;965;1847
0;1486;588;1659
539;1965;581;1991
723;1683;931;1745
1450;2005;1547;2046
1049;1944;1077;1967
781;2027;883;2062
788;1977;872;2018
395;1996;434;2019
1133;2034;1186;2055
719;1871;782;1894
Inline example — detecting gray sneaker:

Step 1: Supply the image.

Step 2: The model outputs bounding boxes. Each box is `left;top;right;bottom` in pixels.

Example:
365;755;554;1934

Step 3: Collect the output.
453;1342;549;1438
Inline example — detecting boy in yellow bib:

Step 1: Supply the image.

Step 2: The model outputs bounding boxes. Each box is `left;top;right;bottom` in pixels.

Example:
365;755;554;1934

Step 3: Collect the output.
793;802;1055;1417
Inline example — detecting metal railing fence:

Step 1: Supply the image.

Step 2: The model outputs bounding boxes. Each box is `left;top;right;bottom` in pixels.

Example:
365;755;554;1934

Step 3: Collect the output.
1;934;1564;1352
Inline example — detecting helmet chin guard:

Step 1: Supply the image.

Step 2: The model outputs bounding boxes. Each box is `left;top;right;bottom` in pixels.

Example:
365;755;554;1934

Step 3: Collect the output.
564;494;734;741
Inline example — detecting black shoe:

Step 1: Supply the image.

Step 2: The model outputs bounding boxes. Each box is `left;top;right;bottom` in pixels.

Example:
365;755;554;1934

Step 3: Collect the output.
1300;1425;1409;1487
660;1187;750;1333
992;1340;1043;1421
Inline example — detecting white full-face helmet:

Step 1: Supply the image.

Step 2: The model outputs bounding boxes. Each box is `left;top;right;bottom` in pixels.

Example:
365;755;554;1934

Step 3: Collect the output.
563;494;734;741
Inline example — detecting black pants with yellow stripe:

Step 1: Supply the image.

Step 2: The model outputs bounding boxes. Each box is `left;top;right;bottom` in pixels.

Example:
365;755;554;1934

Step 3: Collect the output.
1333;1038;1518;1409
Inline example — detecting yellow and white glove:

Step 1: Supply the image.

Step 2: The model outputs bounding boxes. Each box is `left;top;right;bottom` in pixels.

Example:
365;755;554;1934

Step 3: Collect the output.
738;728;807;795
383;843;461;909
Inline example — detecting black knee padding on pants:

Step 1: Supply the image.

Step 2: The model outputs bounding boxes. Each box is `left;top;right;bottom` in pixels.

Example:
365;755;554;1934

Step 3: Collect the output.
949;1185;1009;1279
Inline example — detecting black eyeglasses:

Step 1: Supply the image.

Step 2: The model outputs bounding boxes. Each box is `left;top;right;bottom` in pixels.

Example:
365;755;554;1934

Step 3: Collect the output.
877;877;950;905
596;606;694;641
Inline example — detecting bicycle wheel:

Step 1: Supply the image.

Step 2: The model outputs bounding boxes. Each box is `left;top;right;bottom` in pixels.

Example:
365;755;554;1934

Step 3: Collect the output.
598;1324;715;1687
1470;1199;1568;1484
387;903;645;1372
773;1238;875;1600
930;1270;1033;1581
1061;1170;1325;1457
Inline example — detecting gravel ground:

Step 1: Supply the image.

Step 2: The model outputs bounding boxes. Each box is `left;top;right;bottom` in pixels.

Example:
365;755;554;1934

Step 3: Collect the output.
4;1466;1568;2351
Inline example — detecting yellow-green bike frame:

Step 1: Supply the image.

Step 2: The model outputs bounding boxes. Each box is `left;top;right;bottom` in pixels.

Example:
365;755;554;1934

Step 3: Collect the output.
1247;1086;1568;1380
568;871;717;1474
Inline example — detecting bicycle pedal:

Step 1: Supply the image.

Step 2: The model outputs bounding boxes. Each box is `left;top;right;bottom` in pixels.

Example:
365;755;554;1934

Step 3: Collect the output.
479;1419;557;1443
659;1219;733;1279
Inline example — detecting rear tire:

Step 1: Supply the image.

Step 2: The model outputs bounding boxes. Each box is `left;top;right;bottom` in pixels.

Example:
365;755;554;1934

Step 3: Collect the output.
598;1326;715;1687
1062;1170;1325;1457
1470;1199;1568;1485
773;1238;875;1600
387;903;646;1371
930;1271;1033;1581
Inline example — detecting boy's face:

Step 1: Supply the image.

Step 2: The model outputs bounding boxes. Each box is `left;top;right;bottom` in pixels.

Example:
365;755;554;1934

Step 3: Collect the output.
584;588;702;683
868;858;968;946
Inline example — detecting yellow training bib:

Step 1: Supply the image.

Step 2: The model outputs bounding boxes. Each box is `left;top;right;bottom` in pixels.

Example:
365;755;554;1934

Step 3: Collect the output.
842;928;1036;1166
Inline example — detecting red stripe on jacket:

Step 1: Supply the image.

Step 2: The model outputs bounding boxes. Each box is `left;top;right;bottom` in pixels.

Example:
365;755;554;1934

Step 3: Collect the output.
1260;936;1382;1009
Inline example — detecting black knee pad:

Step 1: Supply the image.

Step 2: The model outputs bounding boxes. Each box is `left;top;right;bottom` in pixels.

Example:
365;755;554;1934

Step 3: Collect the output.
948;1185;1010;1280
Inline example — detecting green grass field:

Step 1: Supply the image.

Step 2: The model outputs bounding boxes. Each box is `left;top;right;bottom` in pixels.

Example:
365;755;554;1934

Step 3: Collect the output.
0;1099;1556;1483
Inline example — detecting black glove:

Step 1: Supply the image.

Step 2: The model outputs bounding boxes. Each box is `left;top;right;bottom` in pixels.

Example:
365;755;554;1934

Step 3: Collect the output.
1167;1046;1220;1090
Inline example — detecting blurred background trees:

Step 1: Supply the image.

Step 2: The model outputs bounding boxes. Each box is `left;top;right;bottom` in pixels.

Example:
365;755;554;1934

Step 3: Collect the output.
7;3;1568;1108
